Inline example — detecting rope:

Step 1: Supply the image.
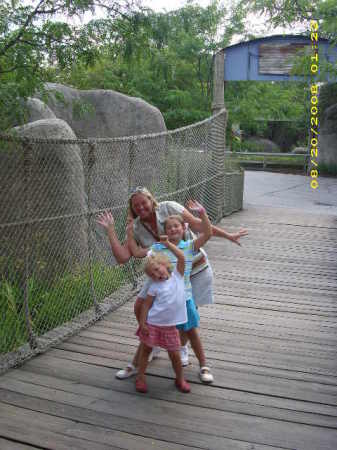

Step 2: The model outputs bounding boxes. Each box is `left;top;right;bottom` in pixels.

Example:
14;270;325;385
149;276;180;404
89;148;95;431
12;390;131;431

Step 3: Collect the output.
0;109;243;370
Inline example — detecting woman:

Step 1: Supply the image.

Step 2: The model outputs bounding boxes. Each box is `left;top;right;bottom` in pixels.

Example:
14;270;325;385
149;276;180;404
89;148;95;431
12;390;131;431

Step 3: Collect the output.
97;187;247;381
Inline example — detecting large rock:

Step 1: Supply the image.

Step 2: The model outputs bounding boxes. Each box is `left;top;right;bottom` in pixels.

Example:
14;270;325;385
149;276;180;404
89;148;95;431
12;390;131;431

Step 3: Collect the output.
0;119;88;280
244;137;280;153
39;83;166;138
25;98;56;123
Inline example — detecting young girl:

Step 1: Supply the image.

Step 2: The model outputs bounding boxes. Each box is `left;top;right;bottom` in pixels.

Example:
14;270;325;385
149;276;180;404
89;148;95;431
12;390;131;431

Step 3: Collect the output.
132;200;214;384
136;237;190;394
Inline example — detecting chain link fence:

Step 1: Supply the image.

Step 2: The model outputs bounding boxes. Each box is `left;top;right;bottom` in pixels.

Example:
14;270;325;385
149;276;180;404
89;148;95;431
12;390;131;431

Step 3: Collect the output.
0;109;243;371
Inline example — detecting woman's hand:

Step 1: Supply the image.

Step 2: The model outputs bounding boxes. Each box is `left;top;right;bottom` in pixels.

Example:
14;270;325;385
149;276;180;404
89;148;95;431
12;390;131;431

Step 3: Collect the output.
96;211;115;230
227;228;248;246
186;199;206;215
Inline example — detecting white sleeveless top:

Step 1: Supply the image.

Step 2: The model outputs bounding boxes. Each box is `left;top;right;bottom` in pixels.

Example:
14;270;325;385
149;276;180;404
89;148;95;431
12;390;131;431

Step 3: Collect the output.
147;269;187;326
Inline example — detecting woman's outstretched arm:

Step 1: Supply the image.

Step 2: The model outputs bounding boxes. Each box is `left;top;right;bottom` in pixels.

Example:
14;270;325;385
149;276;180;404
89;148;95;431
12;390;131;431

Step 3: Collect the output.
96;211;132;264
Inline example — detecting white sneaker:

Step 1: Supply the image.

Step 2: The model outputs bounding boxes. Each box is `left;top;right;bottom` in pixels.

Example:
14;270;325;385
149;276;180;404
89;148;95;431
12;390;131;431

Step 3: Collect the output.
116;364;137;379
180;345;189;367
199;366;214;384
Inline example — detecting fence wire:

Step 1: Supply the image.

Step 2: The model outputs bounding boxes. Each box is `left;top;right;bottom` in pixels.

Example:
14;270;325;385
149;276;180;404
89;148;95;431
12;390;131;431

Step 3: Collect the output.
0;109;243;370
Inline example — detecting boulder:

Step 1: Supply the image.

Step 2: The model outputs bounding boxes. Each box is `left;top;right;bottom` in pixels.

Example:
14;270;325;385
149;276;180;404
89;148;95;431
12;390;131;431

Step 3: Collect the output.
25;98;56;123
244;137;280;153
40;82;167;138
0;119;88;280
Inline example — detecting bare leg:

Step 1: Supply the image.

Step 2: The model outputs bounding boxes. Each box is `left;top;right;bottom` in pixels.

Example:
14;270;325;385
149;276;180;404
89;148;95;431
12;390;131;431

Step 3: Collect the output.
186;328;206;367
168;350;184;383
137;343;152;382
179;330;188;346
132;343;142;367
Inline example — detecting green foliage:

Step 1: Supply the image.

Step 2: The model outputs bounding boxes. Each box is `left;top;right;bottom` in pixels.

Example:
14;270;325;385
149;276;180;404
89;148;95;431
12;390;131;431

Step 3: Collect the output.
239;0;337;42
319;82;337;121
0;0;139;131
56;1;243;129
318;162;337;175
0;262;129;353
224;81;309;148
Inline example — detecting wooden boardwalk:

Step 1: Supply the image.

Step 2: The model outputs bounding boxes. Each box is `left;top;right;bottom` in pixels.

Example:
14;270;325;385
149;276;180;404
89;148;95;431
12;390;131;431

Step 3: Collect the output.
1;206;337;450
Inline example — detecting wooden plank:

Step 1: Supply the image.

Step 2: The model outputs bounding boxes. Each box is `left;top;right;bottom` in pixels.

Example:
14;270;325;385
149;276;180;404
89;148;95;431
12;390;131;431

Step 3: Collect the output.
57;336;337;382
1;381;337;450
69;326;337;360
0;438;42;450
0;390;289;450
60;321;337;379
0;403;197;450
37;348;337;401
4;365;337;427
1;205;336;449
0;415;117;450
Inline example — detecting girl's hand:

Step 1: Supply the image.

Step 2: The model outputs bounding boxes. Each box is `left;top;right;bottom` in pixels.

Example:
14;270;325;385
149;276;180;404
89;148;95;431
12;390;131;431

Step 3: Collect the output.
141;323;149;335
186;199;206;215
96;211;115;229
228;228;248;246
159;235;169;245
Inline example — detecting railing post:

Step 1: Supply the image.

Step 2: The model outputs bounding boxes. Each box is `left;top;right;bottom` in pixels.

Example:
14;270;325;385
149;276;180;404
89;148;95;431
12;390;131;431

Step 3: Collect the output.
207;49;227;222
128;140;139;290
87;142;101;315
212;49;225;115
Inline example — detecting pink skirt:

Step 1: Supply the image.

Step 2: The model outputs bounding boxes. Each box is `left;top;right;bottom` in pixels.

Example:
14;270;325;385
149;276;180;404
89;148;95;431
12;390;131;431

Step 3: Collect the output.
136;323;181;352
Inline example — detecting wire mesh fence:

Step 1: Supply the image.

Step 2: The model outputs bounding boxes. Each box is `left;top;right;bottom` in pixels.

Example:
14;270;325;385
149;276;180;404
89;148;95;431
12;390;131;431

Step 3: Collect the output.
0;108;243;370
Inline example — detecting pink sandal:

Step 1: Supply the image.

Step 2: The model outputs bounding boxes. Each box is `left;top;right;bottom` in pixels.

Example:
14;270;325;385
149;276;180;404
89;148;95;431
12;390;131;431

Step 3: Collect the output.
135;378;148;393
175;379;191;393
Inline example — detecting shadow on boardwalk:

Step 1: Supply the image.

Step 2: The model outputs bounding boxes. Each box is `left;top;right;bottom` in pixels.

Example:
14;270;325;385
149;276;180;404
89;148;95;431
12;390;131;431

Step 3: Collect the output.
0;205;337;450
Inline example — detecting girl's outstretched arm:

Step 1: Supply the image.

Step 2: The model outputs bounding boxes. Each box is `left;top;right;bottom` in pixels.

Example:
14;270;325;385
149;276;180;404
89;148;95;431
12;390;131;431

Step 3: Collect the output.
181;207;248;246
186;200;211;251
96;211;132;263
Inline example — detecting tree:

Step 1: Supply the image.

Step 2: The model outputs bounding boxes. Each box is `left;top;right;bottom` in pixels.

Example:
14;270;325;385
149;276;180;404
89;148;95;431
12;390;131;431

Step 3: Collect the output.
56;1;247;128
0;0;139;130
238;0;337;40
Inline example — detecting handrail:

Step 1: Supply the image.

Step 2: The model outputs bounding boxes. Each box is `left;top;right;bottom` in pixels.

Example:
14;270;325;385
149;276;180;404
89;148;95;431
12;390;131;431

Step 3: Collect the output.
225;151;309;172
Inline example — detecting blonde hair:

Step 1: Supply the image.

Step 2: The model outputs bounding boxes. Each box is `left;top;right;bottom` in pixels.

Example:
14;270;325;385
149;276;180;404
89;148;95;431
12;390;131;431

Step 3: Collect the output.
164;214;184;232
144;252;172;277
128;187;159;219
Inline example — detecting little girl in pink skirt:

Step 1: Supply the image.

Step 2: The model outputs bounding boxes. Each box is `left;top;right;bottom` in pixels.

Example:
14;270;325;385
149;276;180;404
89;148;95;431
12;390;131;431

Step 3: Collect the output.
135;236;190;394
